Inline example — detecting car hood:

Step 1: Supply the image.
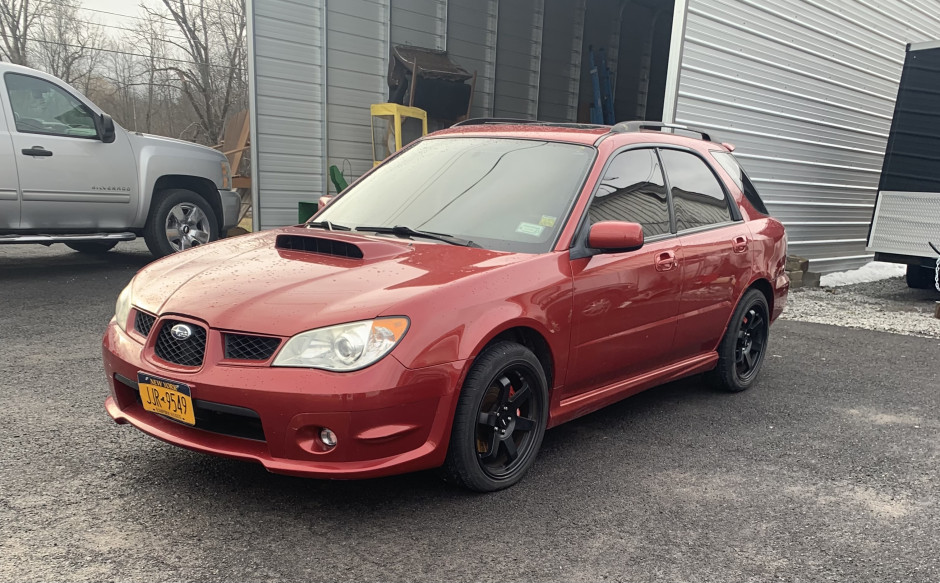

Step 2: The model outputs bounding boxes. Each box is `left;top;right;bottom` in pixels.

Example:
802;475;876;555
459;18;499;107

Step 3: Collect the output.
128;132;225;160
131;227;530;336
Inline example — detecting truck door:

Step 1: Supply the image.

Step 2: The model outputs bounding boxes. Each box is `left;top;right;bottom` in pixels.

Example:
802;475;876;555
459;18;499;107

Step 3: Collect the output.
0;79;18;229
2;72;138;231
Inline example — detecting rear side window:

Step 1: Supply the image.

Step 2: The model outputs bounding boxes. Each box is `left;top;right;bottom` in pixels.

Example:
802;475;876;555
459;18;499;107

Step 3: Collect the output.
711;151;769;215
659;149;733;231
588;149;670;236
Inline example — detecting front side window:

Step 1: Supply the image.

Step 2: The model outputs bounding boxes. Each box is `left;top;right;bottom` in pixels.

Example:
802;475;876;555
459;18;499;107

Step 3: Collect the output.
587;148;670;237
317;137;596;253
4;73;98;138
659;149;733;231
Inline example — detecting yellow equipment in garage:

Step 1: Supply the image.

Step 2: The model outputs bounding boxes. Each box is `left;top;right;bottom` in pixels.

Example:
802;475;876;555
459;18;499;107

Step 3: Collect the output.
370;103;427;167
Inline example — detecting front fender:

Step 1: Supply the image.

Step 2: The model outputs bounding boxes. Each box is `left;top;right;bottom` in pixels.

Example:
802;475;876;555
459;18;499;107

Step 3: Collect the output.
129;137;226;228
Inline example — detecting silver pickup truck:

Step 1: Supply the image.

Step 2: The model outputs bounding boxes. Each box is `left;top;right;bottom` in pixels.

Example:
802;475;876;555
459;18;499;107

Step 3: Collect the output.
0;63;240;257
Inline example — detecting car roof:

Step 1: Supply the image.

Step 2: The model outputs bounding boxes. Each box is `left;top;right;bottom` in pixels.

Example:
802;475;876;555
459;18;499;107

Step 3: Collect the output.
430;119;725;150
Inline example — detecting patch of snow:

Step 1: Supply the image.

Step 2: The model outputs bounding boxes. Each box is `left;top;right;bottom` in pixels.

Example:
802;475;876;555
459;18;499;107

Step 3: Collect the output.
820;261;907;287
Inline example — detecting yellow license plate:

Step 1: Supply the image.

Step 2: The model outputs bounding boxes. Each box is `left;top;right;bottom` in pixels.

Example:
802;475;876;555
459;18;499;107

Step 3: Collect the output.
137;372;195;426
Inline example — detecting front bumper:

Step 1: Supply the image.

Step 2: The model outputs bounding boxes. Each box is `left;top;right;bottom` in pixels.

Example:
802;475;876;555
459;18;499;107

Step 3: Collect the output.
218;189;241;230
102;320;464;479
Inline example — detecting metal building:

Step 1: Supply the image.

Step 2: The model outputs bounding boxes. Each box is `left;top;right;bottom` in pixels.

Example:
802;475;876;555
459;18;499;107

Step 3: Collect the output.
247;0;940;271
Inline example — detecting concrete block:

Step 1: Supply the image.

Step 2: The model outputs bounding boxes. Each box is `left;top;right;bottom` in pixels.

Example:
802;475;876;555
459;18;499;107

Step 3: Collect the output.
786;255;809;273
788;270;803;288
803;271;821;288
935;302;940;319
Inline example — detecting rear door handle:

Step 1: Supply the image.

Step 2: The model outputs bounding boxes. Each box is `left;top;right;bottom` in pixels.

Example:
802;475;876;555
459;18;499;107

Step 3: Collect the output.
732;236;748;254
22;146;53;157
655;250;678;272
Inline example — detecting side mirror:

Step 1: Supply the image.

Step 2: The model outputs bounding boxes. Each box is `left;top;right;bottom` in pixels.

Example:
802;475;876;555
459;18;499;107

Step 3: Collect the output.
318;195;334;211
97;113;116;143
588;221;644;252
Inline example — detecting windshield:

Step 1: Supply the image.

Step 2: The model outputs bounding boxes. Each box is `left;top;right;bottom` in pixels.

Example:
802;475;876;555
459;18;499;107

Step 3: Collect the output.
316;137;596;253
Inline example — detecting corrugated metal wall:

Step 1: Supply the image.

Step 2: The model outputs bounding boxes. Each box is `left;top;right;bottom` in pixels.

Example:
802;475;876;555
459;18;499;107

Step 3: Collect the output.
390;0;446;49
673;0;940;272
492;0;545;119
447;0;497;118
537;0;585;122
325;1;389;187
248;0;326;230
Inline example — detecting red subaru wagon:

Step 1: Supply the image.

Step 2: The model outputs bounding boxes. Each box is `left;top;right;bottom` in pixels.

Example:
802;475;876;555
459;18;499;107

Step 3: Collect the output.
103;120;788;492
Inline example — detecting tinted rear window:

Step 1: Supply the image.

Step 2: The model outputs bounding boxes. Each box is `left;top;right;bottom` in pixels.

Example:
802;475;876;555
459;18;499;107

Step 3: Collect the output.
711;151;770;215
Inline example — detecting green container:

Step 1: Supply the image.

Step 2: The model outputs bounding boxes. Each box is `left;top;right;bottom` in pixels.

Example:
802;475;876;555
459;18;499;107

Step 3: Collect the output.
298;201;319;223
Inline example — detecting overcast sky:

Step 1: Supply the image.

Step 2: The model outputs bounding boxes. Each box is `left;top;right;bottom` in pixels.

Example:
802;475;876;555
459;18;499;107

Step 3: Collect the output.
78;0;162;31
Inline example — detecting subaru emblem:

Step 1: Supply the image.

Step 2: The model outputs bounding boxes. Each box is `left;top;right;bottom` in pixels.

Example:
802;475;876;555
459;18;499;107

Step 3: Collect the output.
170;323;193;340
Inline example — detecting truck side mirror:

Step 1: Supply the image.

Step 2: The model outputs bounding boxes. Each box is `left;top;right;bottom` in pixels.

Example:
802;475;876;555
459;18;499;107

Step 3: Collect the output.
97;113;116;143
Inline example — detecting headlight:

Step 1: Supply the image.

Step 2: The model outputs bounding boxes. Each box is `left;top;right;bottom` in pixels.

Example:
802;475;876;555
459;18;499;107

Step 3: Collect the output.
114;281;134;332
221;159;232;189
272;317;409;371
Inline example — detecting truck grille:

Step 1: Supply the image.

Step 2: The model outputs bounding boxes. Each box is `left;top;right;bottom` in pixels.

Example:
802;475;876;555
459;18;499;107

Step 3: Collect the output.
154;320;207;367
224;334;281;361
134;311;156;337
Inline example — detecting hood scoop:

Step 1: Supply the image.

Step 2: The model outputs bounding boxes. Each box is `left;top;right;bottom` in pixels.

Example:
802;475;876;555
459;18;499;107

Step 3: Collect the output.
276;234;364;259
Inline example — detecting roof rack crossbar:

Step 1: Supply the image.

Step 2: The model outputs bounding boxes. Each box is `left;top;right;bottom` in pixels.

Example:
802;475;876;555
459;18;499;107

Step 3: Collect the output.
611;121;712;142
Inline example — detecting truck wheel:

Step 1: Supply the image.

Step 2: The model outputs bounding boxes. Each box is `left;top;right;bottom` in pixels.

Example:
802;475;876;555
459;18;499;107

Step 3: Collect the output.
905;264;935;290
144;189;218;258
64;241;118;254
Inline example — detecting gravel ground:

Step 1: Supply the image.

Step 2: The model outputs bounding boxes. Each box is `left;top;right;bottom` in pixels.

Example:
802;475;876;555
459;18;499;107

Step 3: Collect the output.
782;277;940;338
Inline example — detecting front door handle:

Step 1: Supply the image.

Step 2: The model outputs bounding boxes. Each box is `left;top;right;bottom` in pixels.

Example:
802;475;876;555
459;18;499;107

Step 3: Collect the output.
655;250;678;272
732;236;748;254
22;146;53;157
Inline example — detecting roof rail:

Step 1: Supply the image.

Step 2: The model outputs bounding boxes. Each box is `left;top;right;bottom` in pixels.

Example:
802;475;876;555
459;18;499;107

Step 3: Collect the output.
452;118;609;129
452;118;541;127
611;121;712;142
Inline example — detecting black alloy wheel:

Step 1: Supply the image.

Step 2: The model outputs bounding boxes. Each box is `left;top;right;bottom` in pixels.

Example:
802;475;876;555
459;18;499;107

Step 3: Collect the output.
443;342;548;492
474;366;542;480
735;305;767;384
708;288;770;392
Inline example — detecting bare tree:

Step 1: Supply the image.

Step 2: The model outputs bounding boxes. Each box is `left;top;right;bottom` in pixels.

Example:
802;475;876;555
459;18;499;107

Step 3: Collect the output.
34;0;104;92
0;0;51;66
145;0;247;145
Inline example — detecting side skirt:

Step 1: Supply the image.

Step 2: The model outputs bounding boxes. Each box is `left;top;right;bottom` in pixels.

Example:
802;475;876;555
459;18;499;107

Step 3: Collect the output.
548;352;718;428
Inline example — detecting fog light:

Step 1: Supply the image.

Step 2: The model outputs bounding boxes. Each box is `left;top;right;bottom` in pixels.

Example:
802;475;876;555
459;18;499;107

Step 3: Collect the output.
319;428;337;448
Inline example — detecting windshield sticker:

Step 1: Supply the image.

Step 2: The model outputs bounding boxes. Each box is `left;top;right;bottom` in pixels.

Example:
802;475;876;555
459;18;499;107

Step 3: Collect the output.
539;215;557;227
516;222;545;237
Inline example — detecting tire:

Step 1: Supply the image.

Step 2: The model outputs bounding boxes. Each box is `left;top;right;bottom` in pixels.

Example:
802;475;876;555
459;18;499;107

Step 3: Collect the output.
442;341;549;492
64;240;118;254
905;264;935;290
707;289;770;393
144;189;219;258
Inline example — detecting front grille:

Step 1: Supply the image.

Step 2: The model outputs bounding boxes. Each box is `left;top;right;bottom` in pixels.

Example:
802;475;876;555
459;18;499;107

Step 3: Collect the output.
154;320;207;367
134;311;156;337
224;334;281;360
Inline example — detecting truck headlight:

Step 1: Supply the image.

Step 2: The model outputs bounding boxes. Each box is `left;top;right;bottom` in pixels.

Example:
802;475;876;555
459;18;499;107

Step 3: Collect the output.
272;318;409;371
114;281;134;332
221;159;232;190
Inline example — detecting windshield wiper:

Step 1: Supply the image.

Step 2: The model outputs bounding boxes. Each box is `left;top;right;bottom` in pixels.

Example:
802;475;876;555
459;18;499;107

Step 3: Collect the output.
305;221;351;231
355;225;478;247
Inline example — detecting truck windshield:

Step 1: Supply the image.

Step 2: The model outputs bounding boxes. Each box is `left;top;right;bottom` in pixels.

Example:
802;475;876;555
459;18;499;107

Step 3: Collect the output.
316;137;596;253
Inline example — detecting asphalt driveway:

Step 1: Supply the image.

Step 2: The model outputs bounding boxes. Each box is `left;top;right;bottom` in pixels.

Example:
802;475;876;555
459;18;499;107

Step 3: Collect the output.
1;242;938;582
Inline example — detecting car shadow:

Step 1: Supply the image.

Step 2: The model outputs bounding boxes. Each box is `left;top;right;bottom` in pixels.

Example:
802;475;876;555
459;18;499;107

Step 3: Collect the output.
126;374;714;510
